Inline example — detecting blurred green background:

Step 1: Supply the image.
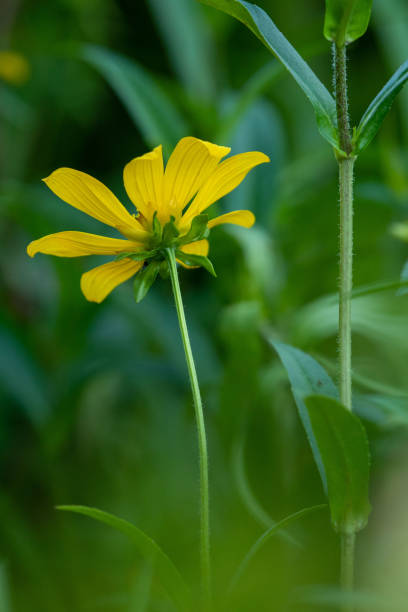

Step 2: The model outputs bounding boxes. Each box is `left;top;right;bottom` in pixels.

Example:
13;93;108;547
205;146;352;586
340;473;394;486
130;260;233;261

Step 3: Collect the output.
1;0;408;610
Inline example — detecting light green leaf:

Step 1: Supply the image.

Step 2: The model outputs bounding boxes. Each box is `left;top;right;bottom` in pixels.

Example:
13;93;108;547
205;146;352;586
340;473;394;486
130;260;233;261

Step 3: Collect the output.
354;60;408;153
175;251;216;276
134;262;161;303
354;394;408;428
199;0;338;147
305;395;371;534
57;505;191;612
268;339;339;492
229;505;326;592
148;0;215;99
178;215;209;246
324;0;373;45
81;44;188;153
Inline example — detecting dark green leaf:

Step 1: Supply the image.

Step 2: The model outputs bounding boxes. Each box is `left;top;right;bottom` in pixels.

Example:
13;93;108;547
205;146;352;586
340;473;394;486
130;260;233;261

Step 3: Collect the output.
178;215;209;245
134;262;161;303
81;44;188;152
229;504;326;592
305;395;371;534
324;0;373;45
354;60;408;153
56;505;191;612
175;251;216;276
199;0;338;147
268;339;339;491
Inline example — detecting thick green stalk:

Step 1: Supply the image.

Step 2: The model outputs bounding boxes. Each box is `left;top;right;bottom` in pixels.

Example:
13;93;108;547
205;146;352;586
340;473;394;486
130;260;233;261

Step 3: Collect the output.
334;42;356;612
165;248;211;610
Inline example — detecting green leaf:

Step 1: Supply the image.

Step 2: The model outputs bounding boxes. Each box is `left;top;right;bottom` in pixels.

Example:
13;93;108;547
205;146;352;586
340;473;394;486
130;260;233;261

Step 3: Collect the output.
175;251;216;276
304;395;371;534
162;217;180;246
354;394;408;428
324;0;373;45
81;44;188;153
199;0;338;147
398;260;408;296
268;339;338;492
354;60;408;153
148;0;215;100
115;250;158;262
178;215;209;245
56;505;191;612
229;505;326;592
134;262;161;303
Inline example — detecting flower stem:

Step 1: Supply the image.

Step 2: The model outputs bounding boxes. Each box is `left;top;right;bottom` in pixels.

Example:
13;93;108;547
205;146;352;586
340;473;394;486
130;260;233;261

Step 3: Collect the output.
340;532;356;612
165;247;212;610
334;42;356;612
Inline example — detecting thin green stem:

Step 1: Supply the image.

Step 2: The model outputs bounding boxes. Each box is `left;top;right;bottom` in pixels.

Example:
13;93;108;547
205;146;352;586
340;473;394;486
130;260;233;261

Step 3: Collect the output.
165;248;211;610
340;532;356;612
334;43;356;612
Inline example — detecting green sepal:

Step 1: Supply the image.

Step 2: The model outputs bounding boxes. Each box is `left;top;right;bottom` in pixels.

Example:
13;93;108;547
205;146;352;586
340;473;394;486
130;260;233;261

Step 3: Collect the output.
324;0;373;46
133;261;161;303
162;216;180;246
175;250;216;277
115;249;158;262
151;212;163;245
178;215;209;245
159;260;170;279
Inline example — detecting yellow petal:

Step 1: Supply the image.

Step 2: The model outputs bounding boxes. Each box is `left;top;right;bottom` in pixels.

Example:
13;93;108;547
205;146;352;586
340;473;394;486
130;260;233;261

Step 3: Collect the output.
123;145;164;222
80;258;143;303
27;231;142;258
177;239;209;268
163;137;230;218
43;168;148;241
207;210;255;229
182;151;269;225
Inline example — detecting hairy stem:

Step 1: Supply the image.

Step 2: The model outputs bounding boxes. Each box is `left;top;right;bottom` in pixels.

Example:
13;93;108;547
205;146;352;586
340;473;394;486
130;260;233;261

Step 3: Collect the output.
340;532;356;612
165;248;211;610
334;42;356;612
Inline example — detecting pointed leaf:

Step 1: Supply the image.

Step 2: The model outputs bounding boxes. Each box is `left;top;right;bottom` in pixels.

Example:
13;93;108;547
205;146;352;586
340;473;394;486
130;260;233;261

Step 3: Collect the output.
199;0;338;147
354;60;408;153
324;0;373;46
81;44;188;152
134;262;161;303
268;339;339;492
115;250;158;262
57;505;191;611
305;395;371;534
229;504;326;592
175;251;216;276
178;215;209;245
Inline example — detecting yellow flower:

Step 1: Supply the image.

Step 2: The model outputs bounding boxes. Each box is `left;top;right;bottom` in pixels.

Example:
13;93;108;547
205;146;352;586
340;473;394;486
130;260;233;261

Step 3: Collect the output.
27;137;269;303
0;51;30;85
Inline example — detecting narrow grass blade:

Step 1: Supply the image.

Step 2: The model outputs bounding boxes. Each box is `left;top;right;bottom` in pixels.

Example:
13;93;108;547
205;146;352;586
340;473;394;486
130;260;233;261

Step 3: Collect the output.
57;505;191;612
229;505;326;592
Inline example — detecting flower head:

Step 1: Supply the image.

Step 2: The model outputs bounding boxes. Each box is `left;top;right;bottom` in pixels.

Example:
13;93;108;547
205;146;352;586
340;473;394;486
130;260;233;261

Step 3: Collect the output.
27;137;269;302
